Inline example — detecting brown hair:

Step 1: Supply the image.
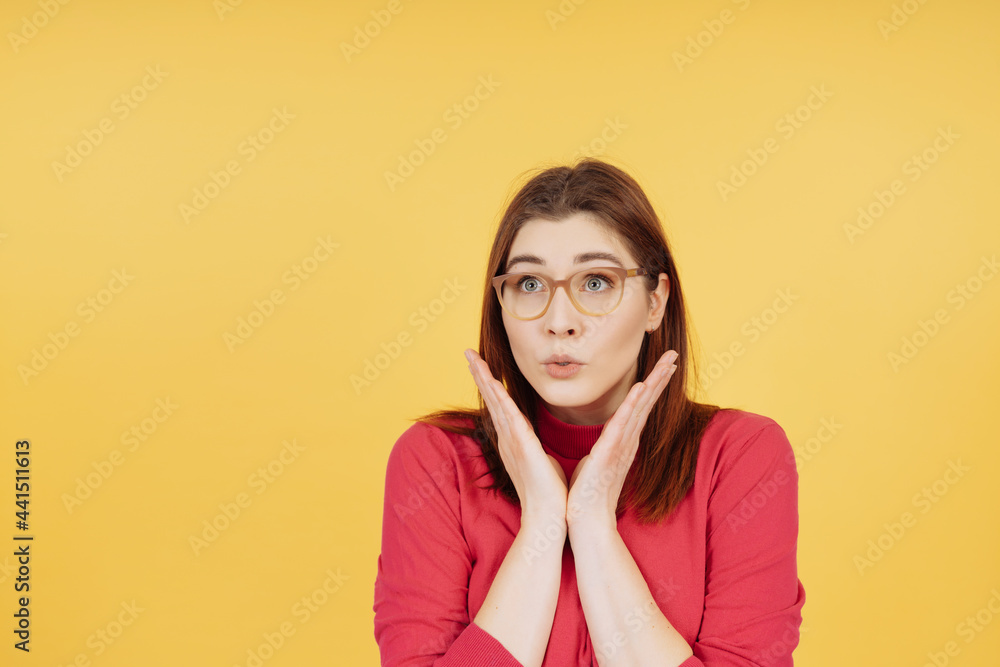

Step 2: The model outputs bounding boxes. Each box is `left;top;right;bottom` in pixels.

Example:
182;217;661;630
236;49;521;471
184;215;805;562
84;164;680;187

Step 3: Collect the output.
413;157;722;524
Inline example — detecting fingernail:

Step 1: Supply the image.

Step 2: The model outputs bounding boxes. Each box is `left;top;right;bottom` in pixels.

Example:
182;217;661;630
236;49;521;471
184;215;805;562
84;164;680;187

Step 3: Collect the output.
464;349;472;363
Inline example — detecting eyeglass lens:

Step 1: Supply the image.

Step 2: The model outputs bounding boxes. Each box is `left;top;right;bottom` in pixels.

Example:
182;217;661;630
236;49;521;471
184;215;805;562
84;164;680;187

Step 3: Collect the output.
498;269;622;318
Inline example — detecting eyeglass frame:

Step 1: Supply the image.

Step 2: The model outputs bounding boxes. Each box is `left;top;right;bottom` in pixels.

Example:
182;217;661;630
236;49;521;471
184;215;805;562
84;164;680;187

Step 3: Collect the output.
491;266;649;320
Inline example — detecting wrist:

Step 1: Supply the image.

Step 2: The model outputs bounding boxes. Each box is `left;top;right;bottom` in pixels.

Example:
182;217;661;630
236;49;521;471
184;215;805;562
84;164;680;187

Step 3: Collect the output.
517;512;568;563
520;508;567;534
566;509;617;540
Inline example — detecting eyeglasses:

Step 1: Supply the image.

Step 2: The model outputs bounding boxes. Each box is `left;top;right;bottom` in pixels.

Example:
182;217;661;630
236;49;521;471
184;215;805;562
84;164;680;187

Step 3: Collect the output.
492;266;648;320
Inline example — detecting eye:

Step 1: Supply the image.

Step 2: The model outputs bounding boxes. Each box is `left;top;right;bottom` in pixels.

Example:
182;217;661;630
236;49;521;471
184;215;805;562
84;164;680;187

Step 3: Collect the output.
516;275;545;292
583;272;616;292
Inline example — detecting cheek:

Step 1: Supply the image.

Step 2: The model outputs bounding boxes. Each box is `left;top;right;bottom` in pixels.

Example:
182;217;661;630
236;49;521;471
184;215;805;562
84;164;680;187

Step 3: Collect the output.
587;309;646;364
504;319;535;361
588;303;646;345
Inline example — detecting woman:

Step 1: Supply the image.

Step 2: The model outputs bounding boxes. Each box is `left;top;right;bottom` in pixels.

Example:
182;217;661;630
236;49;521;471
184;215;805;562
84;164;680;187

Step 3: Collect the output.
373;158;806;666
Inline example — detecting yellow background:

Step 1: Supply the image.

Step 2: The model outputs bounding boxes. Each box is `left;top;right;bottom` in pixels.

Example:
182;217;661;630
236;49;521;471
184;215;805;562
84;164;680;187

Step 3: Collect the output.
2;0;998;664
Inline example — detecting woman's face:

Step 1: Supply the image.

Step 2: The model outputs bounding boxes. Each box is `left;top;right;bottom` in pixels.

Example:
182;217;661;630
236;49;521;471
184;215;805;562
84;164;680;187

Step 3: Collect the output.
501;212;669;426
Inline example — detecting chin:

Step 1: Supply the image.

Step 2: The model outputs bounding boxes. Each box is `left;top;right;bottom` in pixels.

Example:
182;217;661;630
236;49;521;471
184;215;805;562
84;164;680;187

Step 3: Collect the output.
536;379;598;407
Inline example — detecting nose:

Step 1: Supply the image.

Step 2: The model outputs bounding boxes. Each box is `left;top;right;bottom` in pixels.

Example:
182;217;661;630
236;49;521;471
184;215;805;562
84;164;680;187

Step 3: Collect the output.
543;282;581;335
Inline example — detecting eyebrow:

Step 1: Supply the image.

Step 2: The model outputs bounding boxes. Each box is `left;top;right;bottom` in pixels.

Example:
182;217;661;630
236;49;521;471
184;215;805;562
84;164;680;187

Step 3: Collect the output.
504;251;624;273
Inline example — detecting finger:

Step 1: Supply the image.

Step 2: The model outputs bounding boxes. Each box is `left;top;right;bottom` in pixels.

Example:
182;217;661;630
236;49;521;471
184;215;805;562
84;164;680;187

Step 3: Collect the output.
641;357;677;417
476;367;519;475
474;358;510;439
635;351;678;417
641;350;677;396
593;383;644;468
647;361;678;423
468;350;501;411
616;380;648;437
622;380;662;447
469;352;493;413
617;387;648;470
621;356;678;452
468;353;529;465
470;351;531;438
642;349;677;382
610;359;672;459
468;352;509;446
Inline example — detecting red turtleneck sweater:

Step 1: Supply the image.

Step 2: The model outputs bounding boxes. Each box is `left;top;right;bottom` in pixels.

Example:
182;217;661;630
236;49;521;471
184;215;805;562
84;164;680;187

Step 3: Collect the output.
373;398;805;665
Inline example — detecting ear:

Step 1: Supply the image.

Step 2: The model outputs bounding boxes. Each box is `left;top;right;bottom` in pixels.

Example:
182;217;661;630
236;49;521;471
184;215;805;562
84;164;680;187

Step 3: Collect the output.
646;273;670;332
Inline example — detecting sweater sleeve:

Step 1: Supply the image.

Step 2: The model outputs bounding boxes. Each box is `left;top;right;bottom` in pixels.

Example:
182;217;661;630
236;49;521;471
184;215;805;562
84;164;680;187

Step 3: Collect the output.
373;422;524;667
684;421;806;666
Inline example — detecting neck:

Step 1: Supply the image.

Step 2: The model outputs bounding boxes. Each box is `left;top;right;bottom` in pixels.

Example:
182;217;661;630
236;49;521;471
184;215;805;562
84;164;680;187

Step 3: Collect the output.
534;395;605;459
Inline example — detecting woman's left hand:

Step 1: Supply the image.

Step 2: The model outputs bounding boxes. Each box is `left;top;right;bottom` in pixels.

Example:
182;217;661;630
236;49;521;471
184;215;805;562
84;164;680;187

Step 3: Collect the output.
566;350;679;534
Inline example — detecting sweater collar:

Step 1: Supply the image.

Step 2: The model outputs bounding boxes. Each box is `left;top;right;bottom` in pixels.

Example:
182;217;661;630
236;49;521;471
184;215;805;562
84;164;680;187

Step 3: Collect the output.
534;395;605;459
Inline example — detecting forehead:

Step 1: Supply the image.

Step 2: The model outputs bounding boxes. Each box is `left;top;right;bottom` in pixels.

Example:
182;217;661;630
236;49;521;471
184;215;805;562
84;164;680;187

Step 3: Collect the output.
506;212;633;271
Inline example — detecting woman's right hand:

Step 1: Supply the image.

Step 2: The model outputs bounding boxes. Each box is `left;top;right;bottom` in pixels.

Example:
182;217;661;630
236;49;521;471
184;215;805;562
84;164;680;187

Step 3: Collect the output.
465;348;568;524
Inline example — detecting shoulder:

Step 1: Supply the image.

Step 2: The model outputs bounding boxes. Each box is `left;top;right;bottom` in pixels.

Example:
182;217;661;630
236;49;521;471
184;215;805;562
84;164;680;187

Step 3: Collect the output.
697;408;795;482
701;407;787;446
386;416;483;480
695;408;799;536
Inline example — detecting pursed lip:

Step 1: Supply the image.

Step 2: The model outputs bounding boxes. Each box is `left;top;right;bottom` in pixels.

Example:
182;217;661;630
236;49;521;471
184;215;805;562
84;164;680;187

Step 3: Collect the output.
542;354;584;364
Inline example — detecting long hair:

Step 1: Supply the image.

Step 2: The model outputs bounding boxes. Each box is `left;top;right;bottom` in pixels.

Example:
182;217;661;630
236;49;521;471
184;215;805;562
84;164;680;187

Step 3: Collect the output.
413;158;722;524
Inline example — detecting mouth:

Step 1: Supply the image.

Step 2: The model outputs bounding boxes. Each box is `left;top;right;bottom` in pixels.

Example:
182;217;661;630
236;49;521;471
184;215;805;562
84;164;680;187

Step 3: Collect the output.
543;360;583;378
542;354;584;365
